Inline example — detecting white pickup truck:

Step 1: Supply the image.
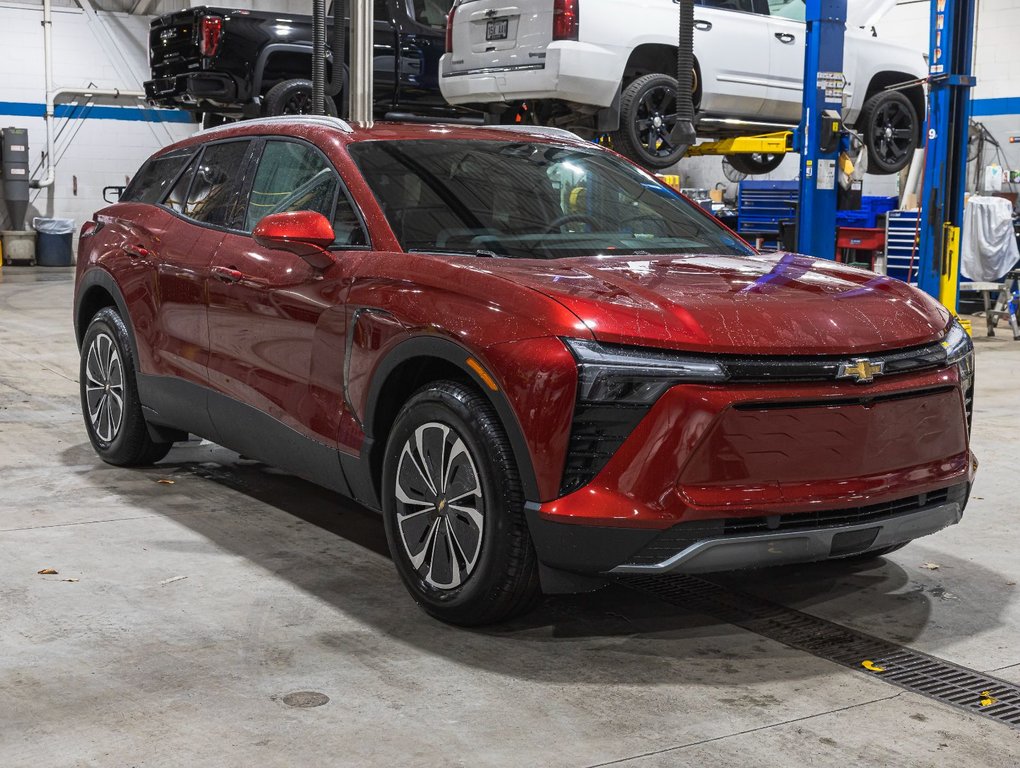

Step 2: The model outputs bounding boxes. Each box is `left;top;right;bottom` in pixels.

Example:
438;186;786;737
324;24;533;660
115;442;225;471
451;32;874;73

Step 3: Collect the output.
440;0;927;173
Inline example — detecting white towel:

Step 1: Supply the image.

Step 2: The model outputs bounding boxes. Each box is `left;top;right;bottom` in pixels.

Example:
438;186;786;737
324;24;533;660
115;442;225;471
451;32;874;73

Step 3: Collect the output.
961;196;1019;282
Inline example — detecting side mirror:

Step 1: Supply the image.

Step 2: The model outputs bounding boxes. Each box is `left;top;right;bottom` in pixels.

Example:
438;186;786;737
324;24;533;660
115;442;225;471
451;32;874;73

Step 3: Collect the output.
102;185;124;204
252;210;336;269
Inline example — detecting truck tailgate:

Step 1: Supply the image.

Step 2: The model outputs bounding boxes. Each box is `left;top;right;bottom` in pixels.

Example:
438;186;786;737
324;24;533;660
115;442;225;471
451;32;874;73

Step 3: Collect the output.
149;9;202;77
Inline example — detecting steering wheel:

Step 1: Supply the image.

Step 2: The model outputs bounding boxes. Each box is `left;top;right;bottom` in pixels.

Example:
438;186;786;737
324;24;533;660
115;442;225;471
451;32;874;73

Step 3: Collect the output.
543;213;600;234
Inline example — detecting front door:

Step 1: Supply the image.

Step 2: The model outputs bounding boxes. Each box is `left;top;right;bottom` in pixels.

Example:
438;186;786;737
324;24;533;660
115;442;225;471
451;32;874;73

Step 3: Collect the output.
206;138;370;464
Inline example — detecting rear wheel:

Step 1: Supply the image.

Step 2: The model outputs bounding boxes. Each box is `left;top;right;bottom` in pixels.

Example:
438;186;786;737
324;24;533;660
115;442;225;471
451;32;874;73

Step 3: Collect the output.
200;112;230;130
612;73;689;170
725;152;785;176
859;90;918;175
381;381;540;626
80;308;173;466
263;79;338;117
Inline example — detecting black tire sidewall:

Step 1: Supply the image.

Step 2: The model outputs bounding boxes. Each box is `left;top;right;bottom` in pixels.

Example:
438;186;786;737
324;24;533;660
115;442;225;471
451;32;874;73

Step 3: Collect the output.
381;384;525;621
617;73;688;170
79;308;162;465
861;91;917;175
264;79;338;117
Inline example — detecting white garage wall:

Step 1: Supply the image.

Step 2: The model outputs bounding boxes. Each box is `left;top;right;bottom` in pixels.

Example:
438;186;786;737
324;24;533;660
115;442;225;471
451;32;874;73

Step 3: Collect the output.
0;3;199;234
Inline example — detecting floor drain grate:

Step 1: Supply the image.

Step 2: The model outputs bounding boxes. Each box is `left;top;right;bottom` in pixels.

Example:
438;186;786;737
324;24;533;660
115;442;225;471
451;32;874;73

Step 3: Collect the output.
621;574;1020;729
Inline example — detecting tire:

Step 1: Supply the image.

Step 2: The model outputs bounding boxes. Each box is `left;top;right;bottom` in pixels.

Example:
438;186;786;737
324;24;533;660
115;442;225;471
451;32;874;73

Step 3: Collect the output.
381;381;541;626
200;112;229;130
263;79;338;117
858;90;918;175
80;308;173;466
725;152;785;176
612;73;690;170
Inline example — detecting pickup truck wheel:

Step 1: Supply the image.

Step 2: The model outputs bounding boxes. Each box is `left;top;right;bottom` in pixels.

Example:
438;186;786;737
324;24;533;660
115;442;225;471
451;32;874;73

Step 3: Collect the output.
725;152;785;176
613;73;689;170
859;90;918;175
263;79;338;117
200;113;230;130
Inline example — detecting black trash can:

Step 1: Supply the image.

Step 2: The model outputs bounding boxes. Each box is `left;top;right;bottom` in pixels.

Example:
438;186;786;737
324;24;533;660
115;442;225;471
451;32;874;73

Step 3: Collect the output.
33;217;74;266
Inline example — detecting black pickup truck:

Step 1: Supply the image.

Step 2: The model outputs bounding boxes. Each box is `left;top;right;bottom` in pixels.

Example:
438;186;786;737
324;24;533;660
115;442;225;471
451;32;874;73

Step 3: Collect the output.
144;0;467;126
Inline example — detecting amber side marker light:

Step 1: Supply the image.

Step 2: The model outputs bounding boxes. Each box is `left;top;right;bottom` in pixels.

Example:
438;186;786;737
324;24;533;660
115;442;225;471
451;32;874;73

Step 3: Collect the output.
466;358;499;392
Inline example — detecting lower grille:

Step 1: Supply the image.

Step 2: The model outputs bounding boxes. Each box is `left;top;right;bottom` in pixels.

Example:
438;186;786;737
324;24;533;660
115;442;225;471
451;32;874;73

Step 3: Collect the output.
559;403;648;496
625;484;965;567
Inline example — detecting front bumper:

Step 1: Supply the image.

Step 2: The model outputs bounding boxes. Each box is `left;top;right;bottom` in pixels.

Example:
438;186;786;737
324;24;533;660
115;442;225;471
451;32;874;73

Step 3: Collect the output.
527;483;968;575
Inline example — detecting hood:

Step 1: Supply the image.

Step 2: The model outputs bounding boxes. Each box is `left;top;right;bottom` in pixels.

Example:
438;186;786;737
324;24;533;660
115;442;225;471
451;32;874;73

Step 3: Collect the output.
846;0;898;28
489;253;950;355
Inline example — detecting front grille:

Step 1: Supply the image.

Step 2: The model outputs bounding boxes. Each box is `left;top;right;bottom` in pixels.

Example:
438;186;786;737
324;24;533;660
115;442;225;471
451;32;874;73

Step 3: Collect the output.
721;340;948;383
625;485;965;566
722;487;952;535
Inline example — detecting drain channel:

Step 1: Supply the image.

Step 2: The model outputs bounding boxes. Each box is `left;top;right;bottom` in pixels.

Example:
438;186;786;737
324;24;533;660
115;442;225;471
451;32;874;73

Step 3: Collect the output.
621;574;1020;729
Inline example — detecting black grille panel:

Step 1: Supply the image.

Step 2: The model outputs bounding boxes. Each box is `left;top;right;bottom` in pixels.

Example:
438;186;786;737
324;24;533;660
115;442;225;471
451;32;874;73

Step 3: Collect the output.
559;404;649;495
625;485;965;566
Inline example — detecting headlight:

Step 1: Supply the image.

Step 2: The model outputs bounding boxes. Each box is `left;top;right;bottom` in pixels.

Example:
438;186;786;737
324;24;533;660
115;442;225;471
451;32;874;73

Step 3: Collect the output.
942;318;974;374
563;338;728;404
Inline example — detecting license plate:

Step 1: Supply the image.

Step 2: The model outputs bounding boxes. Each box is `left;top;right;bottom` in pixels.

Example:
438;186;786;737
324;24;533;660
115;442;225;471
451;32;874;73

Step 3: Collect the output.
485;18;509;41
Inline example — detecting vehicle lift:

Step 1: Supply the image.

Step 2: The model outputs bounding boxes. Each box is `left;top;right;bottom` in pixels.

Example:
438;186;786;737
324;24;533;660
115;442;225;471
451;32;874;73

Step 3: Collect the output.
685;0;978;318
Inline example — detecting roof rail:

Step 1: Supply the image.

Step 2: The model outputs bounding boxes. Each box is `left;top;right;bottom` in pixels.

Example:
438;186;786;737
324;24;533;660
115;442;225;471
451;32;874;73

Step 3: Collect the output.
482;124;588;144
197;115;354;136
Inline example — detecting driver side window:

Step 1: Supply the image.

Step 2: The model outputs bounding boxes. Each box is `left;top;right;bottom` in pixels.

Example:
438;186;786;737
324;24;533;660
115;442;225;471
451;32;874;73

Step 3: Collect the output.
245;140;368;246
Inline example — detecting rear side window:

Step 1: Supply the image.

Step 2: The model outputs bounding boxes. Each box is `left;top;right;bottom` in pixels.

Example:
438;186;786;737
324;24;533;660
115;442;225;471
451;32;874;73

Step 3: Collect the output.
404;0;452;28
697;0;757;12
184;141;251;227
245;140;367;246
122;151;194;204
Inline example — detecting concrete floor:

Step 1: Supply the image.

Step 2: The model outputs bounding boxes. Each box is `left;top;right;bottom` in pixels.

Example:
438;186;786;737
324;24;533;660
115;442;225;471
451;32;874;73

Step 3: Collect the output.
2;266;1020;767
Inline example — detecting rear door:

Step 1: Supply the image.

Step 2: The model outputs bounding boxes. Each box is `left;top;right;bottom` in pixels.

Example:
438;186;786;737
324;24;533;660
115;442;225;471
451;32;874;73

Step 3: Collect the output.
763;0;807;122
693;0;771;119
445;0;554;77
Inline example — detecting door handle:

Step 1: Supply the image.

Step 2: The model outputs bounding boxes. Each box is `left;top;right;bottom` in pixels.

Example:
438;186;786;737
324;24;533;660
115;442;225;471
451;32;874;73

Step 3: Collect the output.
126;244;150;259
694;19;712;31
774;32;795;43
212;266;244;284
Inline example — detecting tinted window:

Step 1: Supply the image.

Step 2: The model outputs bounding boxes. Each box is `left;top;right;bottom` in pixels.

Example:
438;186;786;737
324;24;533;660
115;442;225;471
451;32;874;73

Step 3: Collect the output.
122;151;193;204
405;0;451;28
246;140;367;246
184;141;251;227
769;0;804;20
697;0;756;12
350;140;752;259
164;155;200;214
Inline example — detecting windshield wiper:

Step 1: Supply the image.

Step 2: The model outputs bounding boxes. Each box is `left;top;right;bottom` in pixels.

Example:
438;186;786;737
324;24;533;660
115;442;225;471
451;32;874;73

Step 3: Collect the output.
407;248;502;258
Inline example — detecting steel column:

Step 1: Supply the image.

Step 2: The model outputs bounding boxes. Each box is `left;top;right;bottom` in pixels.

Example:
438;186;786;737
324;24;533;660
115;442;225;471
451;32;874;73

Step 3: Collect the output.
349;0;374;125
795;0;847;261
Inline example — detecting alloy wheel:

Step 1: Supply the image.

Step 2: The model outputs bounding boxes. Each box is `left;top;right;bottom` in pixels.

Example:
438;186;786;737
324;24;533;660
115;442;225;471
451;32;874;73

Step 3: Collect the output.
394;422;485;590
283;91;312;114
634;85;679;160
871;100;914;169
84;331;124;443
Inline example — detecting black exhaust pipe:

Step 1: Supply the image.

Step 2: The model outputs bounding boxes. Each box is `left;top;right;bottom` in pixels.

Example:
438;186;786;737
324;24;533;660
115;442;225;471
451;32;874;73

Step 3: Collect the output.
670;0;697;151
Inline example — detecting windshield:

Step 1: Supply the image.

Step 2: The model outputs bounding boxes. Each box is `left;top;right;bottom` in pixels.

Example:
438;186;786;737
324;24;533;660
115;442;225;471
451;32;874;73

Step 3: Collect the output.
349;140;752;260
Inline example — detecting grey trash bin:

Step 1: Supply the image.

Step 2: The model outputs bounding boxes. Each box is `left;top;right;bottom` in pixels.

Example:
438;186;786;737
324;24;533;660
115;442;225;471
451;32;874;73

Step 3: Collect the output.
32;217;75;266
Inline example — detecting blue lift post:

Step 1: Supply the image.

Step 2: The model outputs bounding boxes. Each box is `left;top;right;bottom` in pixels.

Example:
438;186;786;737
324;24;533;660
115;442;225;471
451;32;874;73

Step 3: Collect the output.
916;0;978;307
795;0;847;261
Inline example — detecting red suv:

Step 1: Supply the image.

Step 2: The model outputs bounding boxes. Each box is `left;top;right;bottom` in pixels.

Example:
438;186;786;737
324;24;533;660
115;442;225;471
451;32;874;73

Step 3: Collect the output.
75;116;975;625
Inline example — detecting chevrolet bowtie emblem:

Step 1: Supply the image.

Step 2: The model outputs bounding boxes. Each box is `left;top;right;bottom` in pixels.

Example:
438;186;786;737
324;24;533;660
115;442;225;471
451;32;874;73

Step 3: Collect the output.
837;358;885;384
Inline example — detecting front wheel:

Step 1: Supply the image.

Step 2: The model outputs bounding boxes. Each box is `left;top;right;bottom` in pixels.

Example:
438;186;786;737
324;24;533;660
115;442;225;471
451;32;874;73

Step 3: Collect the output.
612;73;690;170
381;381;540;626
80;308;173;466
